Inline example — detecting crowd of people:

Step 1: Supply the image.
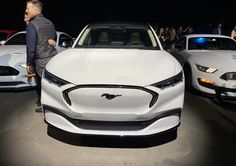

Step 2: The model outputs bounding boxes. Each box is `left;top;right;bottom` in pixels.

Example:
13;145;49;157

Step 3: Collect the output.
152;23;236;46
154;25;194;44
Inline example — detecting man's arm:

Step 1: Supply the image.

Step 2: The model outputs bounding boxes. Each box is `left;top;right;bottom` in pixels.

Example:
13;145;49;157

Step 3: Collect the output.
26;23;37;72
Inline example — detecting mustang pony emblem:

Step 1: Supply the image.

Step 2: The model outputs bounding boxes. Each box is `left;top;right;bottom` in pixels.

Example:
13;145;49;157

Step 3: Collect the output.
101;93;122;100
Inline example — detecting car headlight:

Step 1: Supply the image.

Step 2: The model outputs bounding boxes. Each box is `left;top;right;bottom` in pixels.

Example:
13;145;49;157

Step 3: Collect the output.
151;71;183;89
220;72;236;81
195;64;217;74
43;69;70;87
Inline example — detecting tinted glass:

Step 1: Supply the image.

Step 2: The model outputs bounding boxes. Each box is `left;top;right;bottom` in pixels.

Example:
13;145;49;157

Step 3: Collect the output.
4;33;26;45
76;26;160;49
188;37;236;50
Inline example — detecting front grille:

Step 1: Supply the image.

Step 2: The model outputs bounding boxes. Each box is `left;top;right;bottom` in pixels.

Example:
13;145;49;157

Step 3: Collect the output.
43;105;181;131
62;84;159;108
0;66;19;76
72;119;153;131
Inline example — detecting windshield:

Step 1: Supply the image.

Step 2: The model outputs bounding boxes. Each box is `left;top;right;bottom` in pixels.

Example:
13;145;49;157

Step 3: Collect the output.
4;33;26;45
188;37;236;50
75;26;160;49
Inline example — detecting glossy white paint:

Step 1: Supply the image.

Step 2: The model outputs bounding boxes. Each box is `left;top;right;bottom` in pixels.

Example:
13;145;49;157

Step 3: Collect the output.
47;49;178;86
42;24;184;136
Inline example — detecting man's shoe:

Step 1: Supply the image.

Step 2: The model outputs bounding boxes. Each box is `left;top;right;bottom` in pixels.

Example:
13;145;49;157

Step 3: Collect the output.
35;107;42;113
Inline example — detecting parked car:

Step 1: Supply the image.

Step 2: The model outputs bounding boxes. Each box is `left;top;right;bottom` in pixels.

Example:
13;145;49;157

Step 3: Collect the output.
42;22;184;136
0;30;16;44
171;34;236;100
0;31;73;90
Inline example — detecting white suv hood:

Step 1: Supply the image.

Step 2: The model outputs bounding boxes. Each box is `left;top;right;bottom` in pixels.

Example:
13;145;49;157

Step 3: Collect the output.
46;48;180;86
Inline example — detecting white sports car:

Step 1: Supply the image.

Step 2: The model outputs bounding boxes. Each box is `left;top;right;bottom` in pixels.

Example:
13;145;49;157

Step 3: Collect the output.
171;34;236;100
42;23;184;136
0;31;73;90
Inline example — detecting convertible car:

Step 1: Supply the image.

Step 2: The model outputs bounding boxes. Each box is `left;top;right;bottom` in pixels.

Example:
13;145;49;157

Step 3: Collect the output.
42;23;184;136
0;31;73;90
171;34;236;100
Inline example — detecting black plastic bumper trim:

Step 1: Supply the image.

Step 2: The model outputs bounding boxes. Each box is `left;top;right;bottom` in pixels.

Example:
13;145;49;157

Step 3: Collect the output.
43;105;181;131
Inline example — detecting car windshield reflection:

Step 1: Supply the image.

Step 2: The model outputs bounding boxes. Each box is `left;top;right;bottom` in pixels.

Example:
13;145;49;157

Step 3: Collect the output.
75;25;160;50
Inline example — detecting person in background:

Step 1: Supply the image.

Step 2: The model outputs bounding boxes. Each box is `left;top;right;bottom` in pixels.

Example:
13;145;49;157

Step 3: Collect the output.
169;27;176;49
176;26;184;40
231;25;236;40
212;23;224;35
185;26;194;35
25;0;57;112
157;27;165;44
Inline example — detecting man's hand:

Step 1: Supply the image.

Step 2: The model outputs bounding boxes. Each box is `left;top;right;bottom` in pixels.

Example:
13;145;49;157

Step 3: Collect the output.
48;39;56;47
26;66;33;73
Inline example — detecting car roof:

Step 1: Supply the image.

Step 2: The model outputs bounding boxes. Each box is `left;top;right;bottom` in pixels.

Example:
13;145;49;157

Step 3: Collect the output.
88;22;150;29
185;34;232;39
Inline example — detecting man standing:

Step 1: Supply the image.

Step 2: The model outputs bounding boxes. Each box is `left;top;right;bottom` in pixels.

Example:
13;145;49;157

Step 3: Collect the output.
212;23;224;35
25;0;57;112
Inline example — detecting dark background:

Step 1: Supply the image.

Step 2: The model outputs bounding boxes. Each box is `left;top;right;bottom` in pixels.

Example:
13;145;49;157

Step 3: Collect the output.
1;0;236;37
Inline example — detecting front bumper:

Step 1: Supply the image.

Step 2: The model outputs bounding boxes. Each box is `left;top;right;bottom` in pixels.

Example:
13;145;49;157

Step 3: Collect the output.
197;79;236;100
43;105;181;136
41;73;184;136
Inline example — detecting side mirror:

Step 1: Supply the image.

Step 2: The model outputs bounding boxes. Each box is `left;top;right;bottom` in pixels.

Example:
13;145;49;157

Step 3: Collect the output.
0;40;6;45
61;41;72;48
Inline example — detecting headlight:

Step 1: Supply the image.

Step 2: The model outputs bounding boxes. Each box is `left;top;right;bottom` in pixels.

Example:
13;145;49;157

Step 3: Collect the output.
195;64;217;74
43;69;70;87
220;72;236;81
151;71;183;89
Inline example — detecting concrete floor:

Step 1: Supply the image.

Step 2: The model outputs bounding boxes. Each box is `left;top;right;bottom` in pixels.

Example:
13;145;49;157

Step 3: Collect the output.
0;90;235;166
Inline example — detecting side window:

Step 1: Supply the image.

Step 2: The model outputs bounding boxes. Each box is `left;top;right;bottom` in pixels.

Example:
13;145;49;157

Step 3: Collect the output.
4;33;26;45
58;34;73;48
220;38;236;50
